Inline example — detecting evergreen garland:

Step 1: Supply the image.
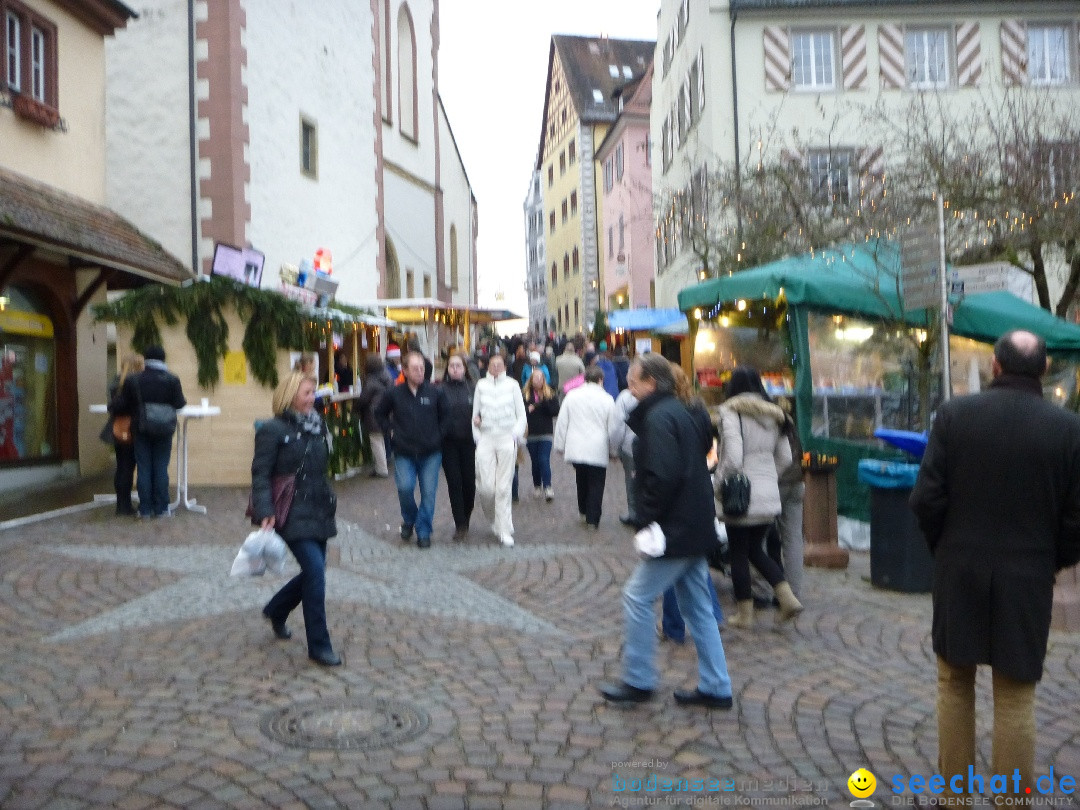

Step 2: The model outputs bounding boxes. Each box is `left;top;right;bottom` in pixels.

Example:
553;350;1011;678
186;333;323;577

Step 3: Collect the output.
93;276;382;390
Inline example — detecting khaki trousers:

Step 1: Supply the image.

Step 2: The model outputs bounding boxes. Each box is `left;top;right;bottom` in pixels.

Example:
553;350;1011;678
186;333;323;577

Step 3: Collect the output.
937;656;1036;800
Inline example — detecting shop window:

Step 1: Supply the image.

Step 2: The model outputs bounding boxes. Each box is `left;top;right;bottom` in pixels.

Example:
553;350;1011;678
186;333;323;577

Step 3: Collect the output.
0;286;57;461
806;313;923;441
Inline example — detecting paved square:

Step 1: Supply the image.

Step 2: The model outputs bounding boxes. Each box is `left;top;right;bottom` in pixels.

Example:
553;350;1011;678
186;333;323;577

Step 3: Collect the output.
1;460;1078;808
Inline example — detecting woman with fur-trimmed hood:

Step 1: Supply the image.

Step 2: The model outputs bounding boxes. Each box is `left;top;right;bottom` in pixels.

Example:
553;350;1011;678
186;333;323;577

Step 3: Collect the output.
715;366;803;629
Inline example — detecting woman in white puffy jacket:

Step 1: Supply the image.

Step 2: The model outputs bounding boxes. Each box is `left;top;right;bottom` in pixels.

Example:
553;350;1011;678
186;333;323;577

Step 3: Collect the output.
553;366;616;528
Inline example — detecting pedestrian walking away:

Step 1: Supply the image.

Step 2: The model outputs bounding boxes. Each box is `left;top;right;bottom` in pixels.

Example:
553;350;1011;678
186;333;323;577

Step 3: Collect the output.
440;353;477;540
102;353;144;516
114;345;186;518
472;353;527;547
598;353;734;708
610;386;640;526
523;367;559;501
910;329;1080;797
253;370;341;667
375;351;448;548
356;355;392;477
715;366;802;629
553;366;617;528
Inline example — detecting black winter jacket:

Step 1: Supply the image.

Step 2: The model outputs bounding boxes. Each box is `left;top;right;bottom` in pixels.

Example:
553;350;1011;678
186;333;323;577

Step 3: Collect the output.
524;393;559;438
627;390;717;559
440;378;475;443
356;367;392;434
374;380;448;457
251;412;337;542
117;364;186;435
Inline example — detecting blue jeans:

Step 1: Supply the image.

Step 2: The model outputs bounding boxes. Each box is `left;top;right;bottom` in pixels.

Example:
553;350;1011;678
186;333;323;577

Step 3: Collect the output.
622;556;732;697
134;433;174;516
263;537;332;656
527;438;553;487
661;578;725;642
394;452;442;539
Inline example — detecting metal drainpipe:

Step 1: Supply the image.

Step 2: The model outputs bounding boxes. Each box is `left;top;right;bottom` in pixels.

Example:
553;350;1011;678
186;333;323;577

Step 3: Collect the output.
187;0;199;275
730;8;743;249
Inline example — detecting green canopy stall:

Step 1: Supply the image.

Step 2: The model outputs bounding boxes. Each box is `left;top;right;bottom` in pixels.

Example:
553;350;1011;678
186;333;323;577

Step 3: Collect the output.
677;241;1080;520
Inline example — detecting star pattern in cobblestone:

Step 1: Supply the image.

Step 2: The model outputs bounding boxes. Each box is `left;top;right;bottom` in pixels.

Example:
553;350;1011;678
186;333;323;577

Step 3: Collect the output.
44;524;582;642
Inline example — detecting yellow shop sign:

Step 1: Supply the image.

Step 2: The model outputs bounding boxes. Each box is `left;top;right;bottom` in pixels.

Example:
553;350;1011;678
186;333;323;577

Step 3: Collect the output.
0;309;54;338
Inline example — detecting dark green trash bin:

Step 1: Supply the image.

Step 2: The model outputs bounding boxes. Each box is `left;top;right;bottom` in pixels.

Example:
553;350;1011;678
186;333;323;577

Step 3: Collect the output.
858;460;933;593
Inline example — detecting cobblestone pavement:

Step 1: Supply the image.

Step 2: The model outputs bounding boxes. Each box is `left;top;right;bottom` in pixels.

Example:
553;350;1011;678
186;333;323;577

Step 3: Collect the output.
1;458;1079;809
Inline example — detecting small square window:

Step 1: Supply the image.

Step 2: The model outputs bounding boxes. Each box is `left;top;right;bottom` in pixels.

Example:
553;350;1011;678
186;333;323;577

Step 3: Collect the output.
592;89;604;103
608;64;619;78
792;30;836;91
1028;24;1071;86
300;117;318;178
905;28;950;89
622;65;633;79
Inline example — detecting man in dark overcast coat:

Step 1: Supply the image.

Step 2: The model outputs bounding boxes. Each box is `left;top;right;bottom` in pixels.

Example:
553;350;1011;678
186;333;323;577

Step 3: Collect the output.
910;329;1080;797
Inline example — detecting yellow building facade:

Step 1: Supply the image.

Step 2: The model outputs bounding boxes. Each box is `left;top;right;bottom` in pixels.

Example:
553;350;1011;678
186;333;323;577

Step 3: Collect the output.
534;36;654;337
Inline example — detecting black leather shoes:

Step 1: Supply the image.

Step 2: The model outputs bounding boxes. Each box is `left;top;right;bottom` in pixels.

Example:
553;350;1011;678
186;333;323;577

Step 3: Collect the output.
400;524;414;541
598;681;654;704
262;609;291;640
309;650;342;667
417;536;431;548
673;688;733;709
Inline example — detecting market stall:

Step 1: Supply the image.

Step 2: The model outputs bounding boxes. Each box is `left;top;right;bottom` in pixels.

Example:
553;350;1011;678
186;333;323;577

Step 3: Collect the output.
348;297;521;358
606;308;688;359
677;240;1080;522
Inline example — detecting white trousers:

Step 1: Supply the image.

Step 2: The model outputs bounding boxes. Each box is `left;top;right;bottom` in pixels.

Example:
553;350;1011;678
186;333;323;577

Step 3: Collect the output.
476;432;517;537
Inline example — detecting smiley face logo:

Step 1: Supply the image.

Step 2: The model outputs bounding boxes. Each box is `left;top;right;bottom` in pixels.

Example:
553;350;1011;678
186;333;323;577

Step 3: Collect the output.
847;768;876;798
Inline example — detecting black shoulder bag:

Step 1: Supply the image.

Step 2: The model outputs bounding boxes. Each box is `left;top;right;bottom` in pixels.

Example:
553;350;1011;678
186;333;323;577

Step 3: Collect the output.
720;414;751;516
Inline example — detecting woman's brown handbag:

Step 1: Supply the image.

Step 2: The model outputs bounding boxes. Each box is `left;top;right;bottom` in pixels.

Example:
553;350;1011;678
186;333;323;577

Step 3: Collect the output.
245;475;297;527
112;415;133;445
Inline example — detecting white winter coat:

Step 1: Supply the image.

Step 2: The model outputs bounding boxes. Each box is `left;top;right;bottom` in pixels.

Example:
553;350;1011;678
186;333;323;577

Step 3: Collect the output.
715;393;793;525
553;382;616;467
472;372;527;444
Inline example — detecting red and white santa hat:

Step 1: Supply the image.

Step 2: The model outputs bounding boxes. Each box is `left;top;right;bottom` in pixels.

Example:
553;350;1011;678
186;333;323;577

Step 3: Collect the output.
386;343;401;359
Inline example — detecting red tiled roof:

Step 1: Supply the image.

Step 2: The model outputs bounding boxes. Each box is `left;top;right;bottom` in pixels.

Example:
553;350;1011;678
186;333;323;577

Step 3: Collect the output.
0;165;193;285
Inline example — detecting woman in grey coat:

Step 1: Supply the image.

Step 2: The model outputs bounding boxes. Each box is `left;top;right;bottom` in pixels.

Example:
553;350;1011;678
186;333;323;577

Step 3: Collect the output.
715;367;802;628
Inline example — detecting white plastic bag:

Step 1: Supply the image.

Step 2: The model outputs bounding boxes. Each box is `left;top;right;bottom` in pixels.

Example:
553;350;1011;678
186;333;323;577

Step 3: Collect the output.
230;528;289;577
634;522;666;558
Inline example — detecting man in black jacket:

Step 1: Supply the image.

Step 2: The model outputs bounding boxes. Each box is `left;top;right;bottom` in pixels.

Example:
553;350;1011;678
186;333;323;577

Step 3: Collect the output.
375;351;448;548
911;329;1080;797
598;353;733;708
118;345;186;518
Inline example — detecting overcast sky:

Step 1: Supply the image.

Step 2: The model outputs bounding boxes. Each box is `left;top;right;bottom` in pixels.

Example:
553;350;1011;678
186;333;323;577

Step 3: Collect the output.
438;0;660;332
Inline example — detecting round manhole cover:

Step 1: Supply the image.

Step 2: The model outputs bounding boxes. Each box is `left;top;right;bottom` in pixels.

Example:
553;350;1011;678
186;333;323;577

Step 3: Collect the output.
260;697;430;751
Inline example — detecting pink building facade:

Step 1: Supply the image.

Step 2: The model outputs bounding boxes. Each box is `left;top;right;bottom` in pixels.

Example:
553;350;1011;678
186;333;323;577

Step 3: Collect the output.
596;63;655;313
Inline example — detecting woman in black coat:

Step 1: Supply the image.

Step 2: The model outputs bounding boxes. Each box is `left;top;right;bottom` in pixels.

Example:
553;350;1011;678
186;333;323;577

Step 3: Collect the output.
356;355;392;477
439;353;475;539
252;370;340;666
